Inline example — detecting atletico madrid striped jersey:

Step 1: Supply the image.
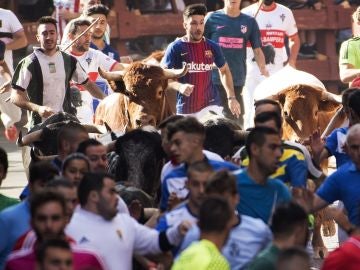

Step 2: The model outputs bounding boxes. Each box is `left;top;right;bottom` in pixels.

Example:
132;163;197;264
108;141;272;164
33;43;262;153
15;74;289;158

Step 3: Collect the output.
161;37;226;114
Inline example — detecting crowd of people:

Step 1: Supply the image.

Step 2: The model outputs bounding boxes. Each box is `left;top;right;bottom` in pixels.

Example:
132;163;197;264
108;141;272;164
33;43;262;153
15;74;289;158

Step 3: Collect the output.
0;0;360;269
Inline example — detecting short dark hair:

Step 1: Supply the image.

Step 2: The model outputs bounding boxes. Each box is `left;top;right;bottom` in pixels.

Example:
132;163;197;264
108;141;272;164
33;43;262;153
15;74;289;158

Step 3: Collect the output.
68;18;91;35
342;88;358;107
187;160;213;179
30;190;66;218
205;170;238;195
35;238;72;265
77;139;103;154
61;153;90;173
348;89;360;118
276;247;310;270
245;127;279;158
254;99;282;115
57;122;88;151
254;111;282;131
183;4;207;20
78;172;114;206
199;196;232;233
166;117;205;141
85;4;110;17
0;147;8;175
158;115;184;129
29;161;59;184
38;16;57;29
271;202;308;238
46;177;75;189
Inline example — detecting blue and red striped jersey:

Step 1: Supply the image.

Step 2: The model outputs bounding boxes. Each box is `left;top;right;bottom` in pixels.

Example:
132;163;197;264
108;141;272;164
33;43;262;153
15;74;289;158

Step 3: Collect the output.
162;37;226;114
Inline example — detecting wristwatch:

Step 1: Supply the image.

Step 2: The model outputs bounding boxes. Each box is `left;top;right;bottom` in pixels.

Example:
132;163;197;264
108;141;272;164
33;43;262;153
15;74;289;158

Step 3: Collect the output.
227;96;236;100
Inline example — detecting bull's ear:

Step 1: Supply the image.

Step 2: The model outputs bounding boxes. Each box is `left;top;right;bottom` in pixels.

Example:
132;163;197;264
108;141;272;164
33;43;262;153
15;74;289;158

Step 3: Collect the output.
268;93;285;106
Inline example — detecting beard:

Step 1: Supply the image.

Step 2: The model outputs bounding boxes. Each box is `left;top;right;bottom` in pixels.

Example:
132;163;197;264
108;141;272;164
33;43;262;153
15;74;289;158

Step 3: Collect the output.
75;43;89;52
35;229;65;242
92;31;104;40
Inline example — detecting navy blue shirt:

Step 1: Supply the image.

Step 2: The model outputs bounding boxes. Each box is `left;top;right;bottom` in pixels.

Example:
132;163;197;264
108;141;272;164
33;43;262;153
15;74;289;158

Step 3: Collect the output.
205;10;262;86
90;42;120;62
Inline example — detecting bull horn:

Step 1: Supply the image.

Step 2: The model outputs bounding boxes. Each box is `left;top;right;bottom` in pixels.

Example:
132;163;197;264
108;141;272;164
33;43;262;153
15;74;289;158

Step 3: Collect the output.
98;67;125;81
321;106;345;139
320;89;342;103
233;130;250;141
17;129;43;147
162;65;188;79
82;124;107;134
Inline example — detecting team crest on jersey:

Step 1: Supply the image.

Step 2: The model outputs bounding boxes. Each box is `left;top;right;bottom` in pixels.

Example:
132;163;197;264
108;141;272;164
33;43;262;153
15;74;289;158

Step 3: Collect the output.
240;25;247;34
86;57;92;66
205;50;213;58
280;13;286;22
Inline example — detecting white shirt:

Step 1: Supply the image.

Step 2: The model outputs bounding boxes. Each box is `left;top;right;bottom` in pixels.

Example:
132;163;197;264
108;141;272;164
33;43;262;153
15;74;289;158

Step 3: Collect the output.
242;3;298;65
0;8;23;74
66;207;182;270
70;48;117;83
69;48;116;123
13;48;88;119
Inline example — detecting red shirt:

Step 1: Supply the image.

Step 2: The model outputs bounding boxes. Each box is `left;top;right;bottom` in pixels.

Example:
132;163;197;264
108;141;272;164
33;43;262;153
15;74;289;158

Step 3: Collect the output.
322;235;360;270
5;246;106;270
6;230;106;270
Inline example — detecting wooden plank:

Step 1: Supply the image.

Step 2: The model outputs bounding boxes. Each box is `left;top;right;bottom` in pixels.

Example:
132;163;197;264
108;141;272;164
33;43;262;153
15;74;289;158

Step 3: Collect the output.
117;13;183;40
293;9;331;30
297;59;338;81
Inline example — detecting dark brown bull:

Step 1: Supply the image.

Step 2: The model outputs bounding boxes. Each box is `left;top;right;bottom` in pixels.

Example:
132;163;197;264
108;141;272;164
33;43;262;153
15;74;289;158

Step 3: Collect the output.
94;62;187;132
268;85;343;142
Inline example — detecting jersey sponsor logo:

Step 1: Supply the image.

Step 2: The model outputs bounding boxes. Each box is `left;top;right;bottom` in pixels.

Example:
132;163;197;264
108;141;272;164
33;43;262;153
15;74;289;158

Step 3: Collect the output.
216;25;226;30
260;29;285;48
181;52;188;56
241;25;247;34
182;61;213;72
219;36;244;49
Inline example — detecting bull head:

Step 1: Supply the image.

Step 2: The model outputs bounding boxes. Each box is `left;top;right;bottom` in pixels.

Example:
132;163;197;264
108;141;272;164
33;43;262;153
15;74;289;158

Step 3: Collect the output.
268;85;342;141
98;64;187;98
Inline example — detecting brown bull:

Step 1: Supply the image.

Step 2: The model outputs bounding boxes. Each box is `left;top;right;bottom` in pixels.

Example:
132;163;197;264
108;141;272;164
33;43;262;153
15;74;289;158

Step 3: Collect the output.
268;85;343;142
94;62;187;132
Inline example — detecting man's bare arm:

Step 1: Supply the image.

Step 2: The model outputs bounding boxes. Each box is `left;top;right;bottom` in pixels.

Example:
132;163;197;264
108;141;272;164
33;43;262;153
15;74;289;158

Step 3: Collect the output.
339;63;360;83
218;63;241;117
253;47;269;76
5;30;28;51
83;80;106;99
10;89;54;118
288;34;300;67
